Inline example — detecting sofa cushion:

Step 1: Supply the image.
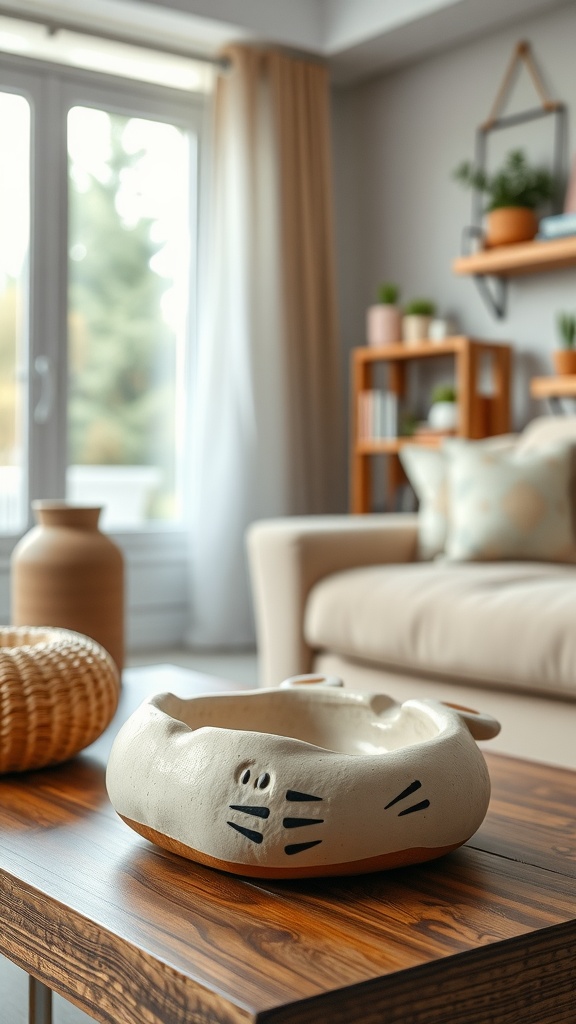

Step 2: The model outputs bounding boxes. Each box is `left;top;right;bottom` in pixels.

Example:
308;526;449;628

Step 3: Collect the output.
399;435;517;561
304;560;576;699
444;442;576;563
517;414;576;453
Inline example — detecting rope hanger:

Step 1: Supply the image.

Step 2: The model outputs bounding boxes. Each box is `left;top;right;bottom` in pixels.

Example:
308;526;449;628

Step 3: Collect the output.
482;40;561;131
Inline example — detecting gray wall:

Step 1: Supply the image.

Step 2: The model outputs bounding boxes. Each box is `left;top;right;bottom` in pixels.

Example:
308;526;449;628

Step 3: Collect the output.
332;2;576;435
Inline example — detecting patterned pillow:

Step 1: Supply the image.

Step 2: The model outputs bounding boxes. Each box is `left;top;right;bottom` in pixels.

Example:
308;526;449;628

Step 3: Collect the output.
444;443;576;562
400;435;517;560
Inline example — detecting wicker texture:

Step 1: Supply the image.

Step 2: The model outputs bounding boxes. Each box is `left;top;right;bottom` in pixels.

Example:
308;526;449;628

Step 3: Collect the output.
0;626;120;773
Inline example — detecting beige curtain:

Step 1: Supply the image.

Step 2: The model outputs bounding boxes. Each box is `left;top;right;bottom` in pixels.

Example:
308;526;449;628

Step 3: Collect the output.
188;44;343;647
268;49;342;512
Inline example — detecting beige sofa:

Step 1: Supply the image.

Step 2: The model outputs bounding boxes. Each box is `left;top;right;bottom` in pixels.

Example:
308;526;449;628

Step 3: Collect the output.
247;417;576;769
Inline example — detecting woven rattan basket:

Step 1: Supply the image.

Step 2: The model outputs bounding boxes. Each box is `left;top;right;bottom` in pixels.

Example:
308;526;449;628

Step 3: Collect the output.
0;625;120;773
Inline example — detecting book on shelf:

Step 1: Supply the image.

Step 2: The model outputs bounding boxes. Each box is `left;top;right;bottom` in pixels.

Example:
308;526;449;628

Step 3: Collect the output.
357;389;398;440
537;212;576;239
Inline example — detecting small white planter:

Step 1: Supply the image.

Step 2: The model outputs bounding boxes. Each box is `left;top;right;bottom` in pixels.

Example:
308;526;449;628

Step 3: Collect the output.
429;317;456;343
366;305;402;347
402;315;432;345
428;401;458;431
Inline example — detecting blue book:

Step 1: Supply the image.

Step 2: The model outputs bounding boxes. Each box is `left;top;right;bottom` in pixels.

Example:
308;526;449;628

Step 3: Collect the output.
539;212;576;237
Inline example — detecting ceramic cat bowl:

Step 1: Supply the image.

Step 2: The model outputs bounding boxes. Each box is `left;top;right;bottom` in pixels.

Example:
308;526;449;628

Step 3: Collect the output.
106;675;500;879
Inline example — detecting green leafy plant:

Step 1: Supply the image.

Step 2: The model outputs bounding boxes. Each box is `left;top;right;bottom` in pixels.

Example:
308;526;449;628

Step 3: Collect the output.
453;148;555;211
557;313;576;349
431;383;457;404
404;299;436;316
377;282;400;305
400;411;418;437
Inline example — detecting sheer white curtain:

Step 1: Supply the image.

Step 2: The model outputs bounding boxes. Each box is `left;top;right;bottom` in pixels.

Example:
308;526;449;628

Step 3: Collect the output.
187;45;342;648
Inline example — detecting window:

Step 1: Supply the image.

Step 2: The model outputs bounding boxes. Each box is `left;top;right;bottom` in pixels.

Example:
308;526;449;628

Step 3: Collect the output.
0;53;205;535
0;91;29;532
0;39;208;646
67;106;193;528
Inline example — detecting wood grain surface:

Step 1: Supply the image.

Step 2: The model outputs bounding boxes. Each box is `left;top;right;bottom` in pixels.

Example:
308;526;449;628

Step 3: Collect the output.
0;666;575;1024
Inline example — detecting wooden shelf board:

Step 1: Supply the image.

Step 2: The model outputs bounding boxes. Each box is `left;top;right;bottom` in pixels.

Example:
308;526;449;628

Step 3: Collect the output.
453;235;576;278
530;375;576;399
356;435;449;454
353;337;507;362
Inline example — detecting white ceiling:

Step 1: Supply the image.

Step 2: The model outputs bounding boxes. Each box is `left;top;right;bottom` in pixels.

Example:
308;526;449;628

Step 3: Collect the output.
11;0;574;82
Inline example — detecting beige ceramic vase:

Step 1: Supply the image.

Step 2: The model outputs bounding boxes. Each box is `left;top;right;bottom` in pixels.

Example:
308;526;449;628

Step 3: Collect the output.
11;502;125;670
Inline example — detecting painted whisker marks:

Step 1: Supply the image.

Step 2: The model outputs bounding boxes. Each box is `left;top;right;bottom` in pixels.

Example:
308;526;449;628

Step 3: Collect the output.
286;790;323;802
282;817;324;828
227;822;263;844
229;804;270;819
285;840;323;856
385;780;430;815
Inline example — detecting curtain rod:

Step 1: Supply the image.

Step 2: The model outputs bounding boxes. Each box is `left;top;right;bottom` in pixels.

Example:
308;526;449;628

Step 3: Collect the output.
0;3;230;69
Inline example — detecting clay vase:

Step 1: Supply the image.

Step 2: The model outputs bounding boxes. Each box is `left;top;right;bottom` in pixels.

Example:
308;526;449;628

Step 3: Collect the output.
11;502;125;670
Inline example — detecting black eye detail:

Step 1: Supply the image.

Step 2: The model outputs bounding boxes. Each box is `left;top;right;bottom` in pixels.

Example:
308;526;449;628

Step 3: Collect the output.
256;772;270;790
240;769;251;784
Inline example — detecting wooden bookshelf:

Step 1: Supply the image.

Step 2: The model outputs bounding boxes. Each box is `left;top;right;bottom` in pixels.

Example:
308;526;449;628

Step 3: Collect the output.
453;236;576;278
350;337;511;513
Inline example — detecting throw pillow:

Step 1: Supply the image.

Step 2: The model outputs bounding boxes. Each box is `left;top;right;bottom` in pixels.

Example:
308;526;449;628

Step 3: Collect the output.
400;435;517;560
398;445;448;559
444;443;576;562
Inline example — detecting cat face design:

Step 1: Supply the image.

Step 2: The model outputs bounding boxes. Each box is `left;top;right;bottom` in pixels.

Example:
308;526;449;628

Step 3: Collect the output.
225;764;432;862
226;763;326;857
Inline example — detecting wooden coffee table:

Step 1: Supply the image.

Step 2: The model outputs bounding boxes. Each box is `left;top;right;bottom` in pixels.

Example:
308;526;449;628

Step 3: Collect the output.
1;665;575;1024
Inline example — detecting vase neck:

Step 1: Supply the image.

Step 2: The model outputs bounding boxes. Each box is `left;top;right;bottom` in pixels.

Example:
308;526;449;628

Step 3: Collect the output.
32;502;102;530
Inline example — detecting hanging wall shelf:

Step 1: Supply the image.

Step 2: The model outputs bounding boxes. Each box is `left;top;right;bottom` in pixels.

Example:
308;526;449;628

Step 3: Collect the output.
452;41;568;319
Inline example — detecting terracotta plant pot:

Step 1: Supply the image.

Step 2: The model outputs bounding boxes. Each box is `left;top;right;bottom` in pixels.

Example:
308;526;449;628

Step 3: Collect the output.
485;207;537;248
366;305;402;347
11;502;125;670
553;350;576;375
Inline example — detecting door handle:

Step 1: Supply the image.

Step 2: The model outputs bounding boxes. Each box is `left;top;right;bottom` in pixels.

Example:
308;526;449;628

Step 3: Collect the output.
33;355;54;424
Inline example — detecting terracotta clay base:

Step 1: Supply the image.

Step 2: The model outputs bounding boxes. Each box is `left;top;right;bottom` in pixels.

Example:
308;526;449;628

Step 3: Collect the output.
120;814;465;880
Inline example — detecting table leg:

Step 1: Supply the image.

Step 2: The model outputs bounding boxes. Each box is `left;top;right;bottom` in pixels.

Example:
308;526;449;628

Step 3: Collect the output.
29;977;52;1024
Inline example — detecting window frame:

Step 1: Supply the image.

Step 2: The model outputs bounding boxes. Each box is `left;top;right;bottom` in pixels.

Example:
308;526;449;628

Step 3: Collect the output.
0;51;205;544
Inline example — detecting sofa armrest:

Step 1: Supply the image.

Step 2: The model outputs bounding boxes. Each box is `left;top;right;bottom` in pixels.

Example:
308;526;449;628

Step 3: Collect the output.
246;514;419;687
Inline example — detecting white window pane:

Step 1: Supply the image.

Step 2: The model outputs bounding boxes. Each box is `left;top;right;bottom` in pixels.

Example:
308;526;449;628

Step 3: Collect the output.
66;106;192;529
0;91;29;533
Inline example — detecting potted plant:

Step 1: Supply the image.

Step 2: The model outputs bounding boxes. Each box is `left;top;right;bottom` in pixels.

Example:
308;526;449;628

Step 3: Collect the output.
428;383;458;431
366;282;402;347
402;299;436;345
553;313;576;375
453;148;555;248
